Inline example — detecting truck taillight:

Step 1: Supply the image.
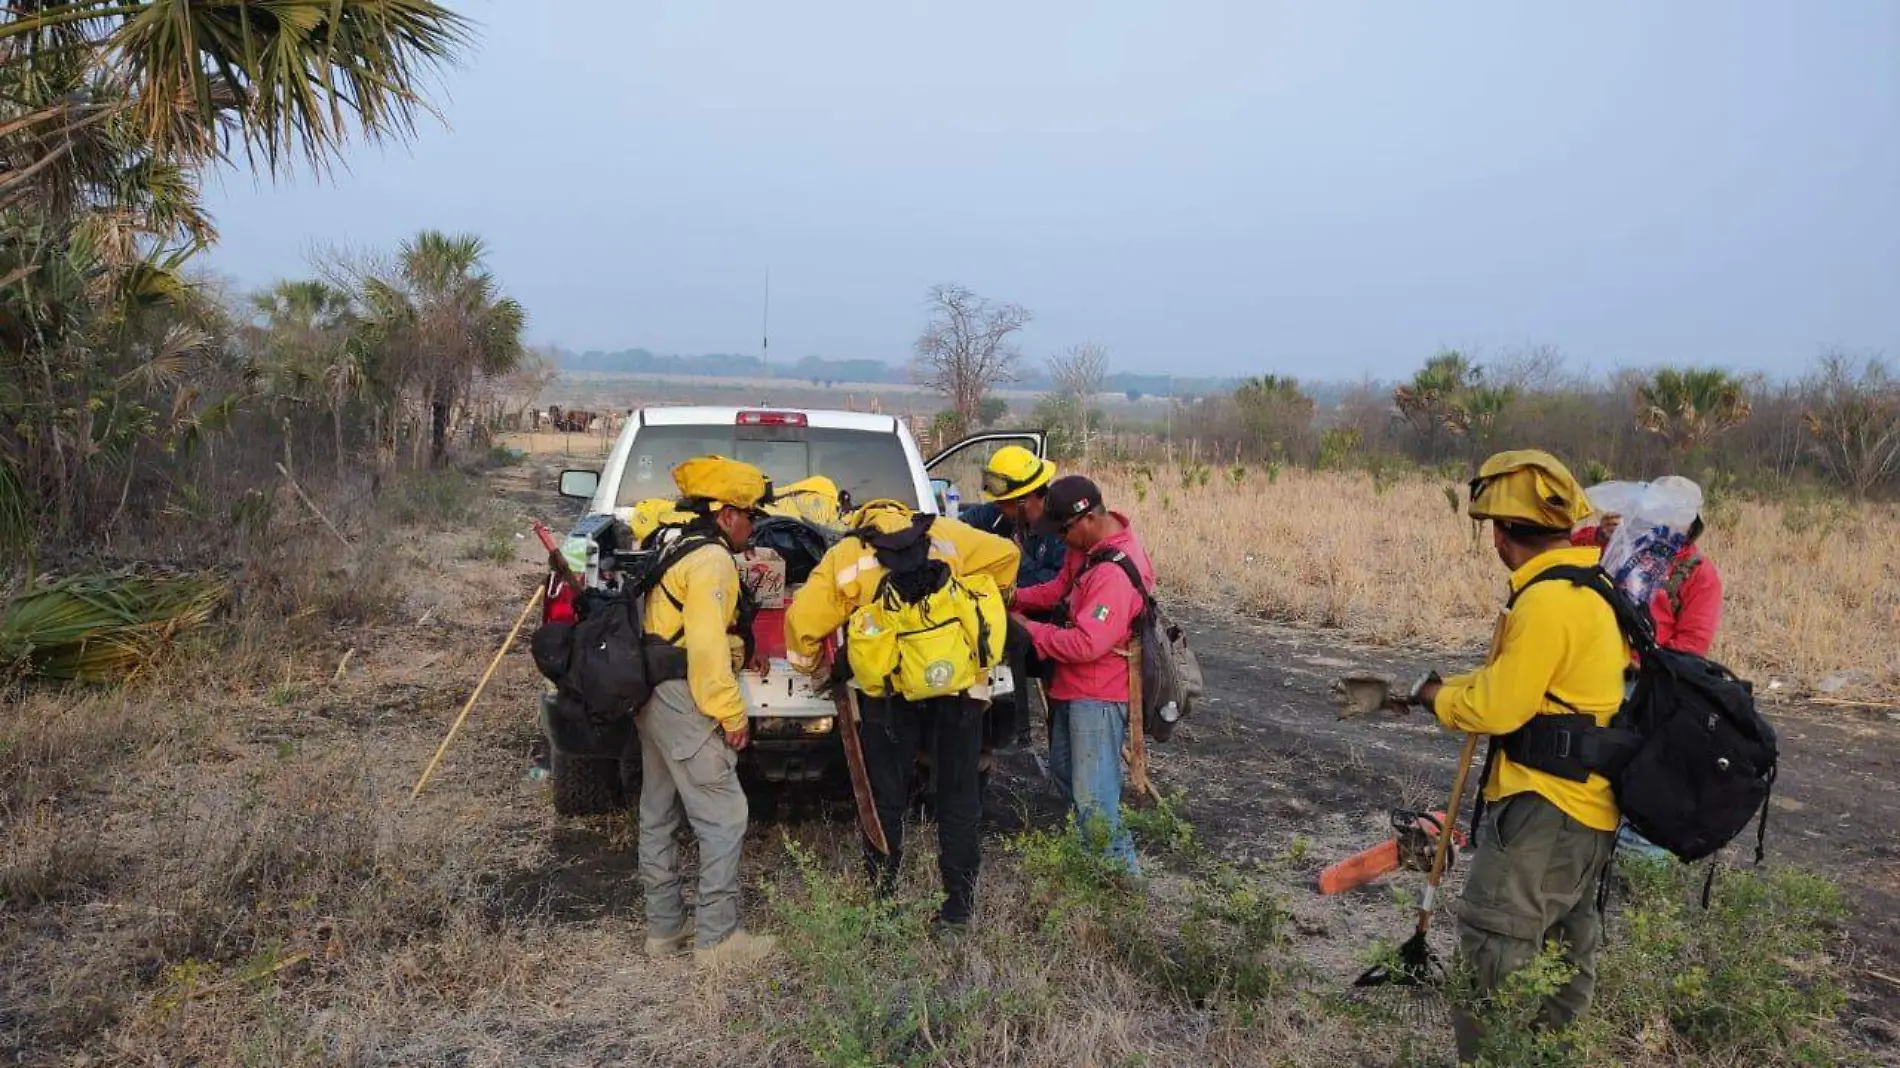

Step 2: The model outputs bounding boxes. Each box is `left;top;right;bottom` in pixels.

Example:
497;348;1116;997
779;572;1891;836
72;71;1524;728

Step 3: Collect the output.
736;410;807;427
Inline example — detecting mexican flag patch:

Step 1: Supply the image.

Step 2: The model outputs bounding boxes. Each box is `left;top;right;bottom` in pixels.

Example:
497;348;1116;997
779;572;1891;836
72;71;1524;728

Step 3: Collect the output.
1091;604;1112;623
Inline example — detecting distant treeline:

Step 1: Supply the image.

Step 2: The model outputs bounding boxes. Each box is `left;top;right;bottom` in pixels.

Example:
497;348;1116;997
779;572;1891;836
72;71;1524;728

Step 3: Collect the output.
554;348;1244;399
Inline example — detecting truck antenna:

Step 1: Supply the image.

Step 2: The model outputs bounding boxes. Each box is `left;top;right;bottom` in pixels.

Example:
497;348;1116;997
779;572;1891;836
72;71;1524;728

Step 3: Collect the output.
760;268;771;370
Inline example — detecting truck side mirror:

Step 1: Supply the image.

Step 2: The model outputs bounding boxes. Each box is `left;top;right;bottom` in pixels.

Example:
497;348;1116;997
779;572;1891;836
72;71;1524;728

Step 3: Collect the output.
558;469;599;500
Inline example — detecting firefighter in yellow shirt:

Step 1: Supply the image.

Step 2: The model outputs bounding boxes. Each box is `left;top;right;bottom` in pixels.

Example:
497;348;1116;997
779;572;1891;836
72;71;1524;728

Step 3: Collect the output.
784;499;1019;933
636;456;776;968
1409;450;1629;1061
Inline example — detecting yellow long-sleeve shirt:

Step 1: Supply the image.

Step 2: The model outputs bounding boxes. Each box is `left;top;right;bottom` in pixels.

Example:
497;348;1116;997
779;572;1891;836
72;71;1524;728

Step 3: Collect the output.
643;541;747;733
784;506;1020;674
1432;545;1630;832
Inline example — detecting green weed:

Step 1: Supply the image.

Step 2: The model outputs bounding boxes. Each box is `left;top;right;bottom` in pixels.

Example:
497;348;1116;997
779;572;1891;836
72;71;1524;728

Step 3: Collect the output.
466;522;518;563
1453;941;1611;1067
1124;790;1204;860
383;470;481;526
1014;812;1290;1007
1594;858;1855;1065
767;840;1003;1068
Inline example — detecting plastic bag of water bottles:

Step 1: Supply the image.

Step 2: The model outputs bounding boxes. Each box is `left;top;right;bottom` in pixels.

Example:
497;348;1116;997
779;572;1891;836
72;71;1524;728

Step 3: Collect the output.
1588;477;1702;610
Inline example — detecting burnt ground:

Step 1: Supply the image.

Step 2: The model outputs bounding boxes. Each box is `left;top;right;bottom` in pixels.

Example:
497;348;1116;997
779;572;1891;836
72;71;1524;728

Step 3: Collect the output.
1115;605;1900;1028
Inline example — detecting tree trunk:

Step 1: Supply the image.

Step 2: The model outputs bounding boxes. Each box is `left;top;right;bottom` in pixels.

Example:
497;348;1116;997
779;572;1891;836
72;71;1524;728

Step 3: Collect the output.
430;387;452;468
333;402;347;479
413;386;432;470
37;349;72;535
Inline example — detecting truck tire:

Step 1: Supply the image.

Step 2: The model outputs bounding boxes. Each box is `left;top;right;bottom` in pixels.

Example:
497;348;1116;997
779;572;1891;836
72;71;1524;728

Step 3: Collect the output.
550;751;626;816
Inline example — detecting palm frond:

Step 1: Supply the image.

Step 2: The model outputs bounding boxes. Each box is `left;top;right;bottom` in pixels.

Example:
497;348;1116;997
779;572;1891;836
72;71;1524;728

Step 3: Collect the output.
117;319;211;388
109;0;472;173
0;569;226;683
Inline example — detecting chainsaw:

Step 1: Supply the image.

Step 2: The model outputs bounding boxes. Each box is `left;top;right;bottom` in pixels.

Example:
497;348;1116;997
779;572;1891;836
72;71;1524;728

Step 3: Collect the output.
1316;808;1468;896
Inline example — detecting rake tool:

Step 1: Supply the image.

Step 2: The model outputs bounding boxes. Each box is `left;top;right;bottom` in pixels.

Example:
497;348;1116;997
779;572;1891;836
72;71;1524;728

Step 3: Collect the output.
1354;730;1481;987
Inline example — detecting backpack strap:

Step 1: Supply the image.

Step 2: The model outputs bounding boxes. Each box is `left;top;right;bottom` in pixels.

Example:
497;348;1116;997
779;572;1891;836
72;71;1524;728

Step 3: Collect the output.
1661;552;1701;617
1472;564;1646;822
1077;548;1152;619
1509;563;1657;655
641;533;721;645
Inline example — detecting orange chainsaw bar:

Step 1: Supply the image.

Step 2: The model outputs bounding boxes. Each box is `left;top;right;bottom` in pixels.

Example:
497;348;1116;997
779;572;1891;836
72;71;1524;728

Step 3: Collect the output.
1316;809;1466;896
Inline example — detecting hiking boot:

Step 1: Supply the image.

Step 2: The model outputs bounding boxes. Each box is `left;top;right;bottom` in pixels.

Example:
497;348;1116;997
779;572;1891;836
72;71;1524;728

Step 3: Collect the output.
694;930;779;969
643;928;689;959
929;913;971;945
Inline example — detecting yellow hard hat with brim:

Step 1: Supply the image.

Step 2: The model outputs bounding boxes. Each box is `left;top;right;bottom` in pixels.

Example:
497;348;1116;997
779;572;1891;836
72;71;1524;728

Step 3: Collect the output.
982;445;1055;502
1467;449;1592;533
673;455;770;511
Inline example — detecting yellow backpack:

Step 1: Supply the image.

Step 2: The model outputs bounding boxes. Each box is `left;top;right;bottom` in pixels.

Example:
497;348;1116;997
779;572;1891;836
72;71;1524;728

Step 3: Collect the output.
847;563;1006;700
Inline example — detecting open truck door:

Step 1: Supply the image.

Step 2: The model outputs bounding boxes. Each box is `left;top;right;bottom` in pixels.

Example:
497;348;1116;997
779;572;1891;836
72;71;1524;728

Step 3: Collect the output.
924;429;1048;754
923;429;1047;515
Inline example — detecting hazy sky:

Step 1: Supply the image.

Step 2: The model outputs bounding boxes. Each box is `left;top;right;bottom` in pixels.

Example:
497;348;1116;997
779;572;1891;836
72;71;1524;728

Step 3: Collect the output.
203;1;1899;380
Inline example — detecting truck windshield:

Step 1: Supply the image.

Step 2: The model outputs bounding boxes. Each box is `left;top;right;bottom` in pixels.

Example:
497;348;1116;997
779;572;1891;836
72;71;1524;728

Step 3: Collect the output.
614;424;917;508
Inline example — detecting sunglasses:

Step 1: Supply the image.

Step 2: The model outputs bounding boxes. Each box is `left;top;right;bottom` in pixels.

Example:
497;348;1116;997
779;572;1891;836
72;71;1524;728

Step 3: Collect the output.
982;466;1042;499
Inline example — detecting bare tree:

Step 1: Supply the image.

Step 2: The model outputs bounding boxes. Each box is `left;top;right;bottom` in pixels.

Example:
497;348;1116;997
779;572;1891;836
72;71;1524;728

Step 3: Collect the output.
1804;350;1900;499
912;284;1033;432
1048;341;1109;462
1492;343;1578;393
495;345;560;428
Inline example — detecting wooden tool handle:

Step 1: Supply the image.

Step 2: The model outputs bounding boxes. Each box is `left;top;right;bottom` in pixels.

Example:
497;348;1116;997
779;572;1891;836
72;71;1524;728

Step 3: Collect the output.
1415;731;1482;932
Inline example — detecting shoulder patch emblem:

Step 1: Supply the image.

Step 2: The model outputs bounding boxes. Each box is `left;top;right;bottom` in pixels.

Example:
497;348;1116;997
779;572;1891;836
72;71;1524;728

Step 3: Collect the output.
1091;604;1111;623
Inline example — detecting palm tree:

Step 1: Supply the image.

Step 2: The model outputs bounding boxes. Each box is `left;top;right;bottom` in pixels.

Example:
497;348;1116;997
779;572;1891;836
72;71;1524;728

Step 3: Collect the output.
1635;368;1752;453
1444;384;1516;452
362;231;526;467
2;0;467;537
2;2;469;177
1393;352;1478;427
252;279;362;472
1232;375;1315;458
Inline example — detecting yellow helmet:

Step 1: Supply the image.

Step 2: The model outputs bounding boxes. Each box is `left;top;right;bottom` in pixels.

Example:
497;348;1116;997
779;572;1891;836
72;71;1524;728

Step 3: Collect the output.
1468;449;1592;532
620;497;695;544
774;475;838;502
673;455;769;511
981;445;1055;502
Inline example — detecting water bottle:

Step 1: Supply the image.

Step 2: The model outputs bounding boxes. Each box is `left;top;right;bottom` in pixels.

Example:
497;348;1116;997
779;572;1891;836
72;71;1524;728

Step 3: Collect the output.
943;483;962;517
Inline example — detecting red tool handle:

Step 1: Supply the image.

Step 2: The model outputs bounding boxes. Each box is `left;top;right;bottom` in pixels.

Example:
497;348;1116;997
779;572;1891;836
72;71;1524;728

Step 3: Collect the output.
533;521;586;594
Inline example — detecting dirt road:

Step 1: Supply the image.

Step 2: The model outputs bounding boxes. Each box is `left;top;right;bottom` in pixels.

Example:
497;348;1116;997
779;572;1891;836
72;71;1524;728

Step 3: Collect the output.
1131;606;1900;1025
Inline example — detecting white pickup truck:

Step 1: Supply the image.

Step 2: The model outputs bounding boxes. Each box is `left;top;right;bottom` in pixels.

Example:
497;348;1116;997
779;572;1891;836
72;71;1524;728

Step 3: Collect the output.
539;405;1045;815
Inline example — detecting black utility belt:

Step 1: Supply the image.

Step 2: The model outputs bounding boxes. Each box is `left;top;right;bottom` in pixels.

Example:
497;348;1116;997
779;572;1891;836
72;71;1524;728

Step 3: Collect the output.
1501;711;1639;784
644;641;690;683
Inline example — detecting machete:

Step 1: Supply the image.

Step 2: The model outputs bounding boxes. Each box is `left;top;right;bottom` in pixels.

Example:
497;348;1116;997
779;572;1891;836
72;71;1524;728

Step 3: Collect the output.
833;683;889;854
1123;642;1156;804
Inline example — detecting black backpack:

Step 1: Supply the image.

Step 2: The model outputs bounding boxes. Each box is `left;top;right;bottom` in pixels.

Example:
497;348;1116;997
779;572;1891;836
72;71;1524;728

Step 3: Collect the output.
530;534;716;753
1075;549;1204;742
1513;565;1778;865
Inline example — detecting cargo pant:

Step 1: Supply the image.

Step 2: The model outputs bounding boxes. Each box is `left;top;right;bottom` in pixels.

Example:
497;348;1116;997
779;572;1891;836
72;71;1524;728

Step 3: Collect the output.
636;679;749;949
1453;790;1616;1063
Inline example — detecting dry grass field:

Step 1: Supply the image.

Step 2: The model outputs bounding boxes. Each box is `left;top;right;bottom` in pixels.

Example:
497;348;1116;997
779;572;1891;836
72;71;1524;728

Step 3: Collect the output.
1094;463;1900;700
3;450;1887;1067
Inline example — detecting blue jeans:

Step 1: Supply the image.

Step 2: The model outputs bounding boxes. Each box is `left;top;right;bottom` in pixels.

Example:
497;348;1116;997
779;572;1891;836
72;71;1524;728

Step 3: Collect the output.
1050;699;1140;874
1616;823;1670;859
